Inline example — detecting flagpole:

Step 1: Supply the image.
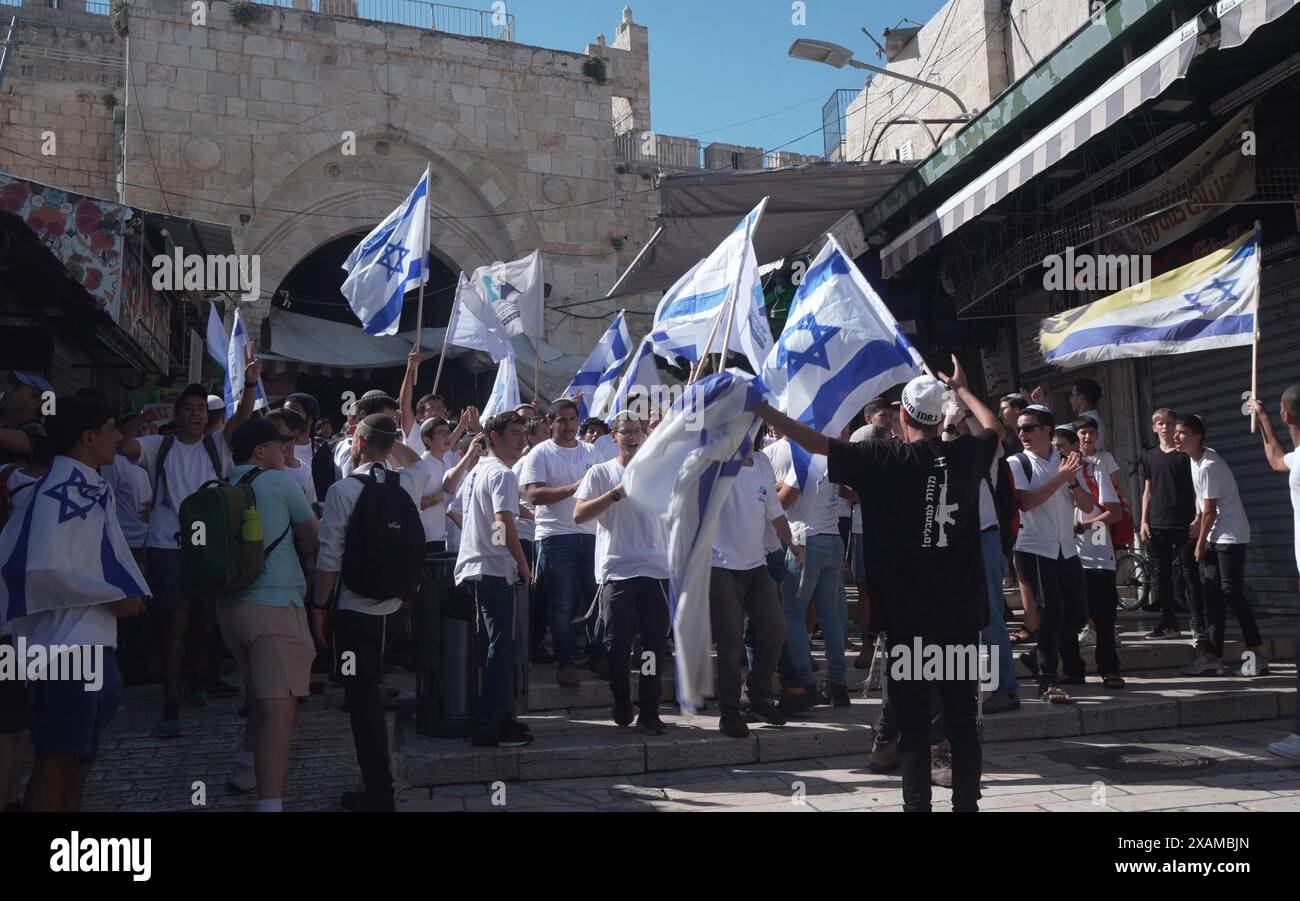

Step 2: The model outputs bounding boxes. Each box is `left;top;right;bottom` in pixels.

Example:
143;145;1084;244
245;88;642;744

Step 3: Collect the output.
689;298;732;384
413;165;432;369
1251;221;1262;434
431;274;461;398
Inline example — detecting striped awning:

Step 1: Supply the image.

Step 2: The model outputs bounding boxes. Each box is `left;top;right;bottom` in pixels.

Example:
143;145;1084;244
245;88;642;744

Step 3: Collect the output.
1217;0;1299;48
879;18;1203;279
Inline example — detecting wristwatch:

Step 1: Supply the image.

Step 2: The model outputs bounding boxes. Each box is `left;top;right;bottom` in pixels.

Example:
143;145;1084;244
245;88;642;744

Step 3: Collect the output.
609;488;624;502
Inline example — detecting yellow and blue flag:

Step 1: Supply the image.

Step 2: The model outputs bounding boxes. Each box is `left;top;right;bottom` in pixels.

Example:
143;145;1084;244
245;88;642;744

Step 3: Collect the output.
1039;226;1259;369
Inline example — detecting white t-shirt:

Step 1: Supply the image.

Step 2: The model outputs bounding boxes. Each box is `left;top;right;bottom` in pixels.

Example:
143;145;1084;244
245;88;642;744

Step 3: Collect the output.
333;436;354;479
317;462;429;616
418;452;449;543
103;454;152;549
447;478;467;553
1088;449;1119;477
1009;448;1078;559
978;444;1003;532
1191;448;1251;545
292;442;314;469
517;439;598;539
576;458;669;581
1076;461;1120;570
135;433;233;549
767;438;840;544
1287;451;1300;572
282;457;318;508
849;425;872;534
757;447;783;555
1080;409;1105;450
713;453;786;571
587;434;618;463
511;457;535;543
454;456;521;586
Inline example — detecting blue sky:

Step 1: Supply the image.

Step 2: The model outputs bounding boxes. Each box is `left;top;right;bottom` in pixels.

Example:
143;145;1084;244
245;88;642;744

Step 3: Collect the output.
502;0;947;157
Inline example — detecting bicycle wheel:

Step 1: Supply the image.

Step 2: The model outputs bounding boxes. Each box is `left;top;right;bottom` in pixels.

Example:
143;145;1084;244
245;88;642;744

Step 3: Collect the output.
1114;551;1152;611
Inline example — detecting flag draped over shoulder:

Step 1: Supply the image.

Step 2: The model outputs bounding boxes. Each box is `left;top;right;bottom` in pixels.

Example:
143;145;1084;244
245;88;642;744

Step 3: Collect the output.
623;371;764;713
564;311;631;421
224;307;268;418
447;272;513;363
761;235;923;489
471;249;545;340
340;168;430;337
0;457;149;629
481;355;520;421
651;199;772;373
1039;226;1260;369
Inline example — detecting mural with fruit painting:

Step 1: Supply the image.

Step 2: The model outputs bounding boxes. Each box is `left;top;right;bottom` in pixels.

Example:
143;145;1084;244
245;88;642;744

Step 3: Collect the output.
0;174;127;319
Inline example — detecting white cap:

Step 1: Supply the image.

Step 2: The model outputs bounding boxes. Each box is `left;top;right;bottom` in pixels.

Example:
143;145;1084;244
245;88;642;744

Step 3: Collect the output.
206;394;225;413
900;375;946;426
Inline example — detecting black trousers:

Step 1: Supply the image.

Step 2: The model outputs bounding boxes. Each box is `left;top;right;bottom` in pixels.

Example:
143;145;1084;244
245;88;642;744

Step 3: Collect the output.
1201;543;1262;656
709;566;786;711
600;576;670;714
1149;527;1205;638
333;609;392;801
886;634;981;812
1083;567;1121;676
1015;551;1087;686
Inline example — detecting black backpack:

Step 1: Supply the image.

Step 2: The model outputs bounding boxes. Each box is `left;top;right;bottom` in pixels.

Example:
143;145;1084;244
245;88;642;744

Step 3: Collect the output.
341;466;424;600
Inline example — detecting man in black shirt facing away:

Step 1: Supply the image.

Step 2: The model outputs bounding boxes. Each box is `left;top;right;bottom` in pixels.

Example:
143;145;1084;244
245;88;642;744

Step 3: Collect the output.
1139;408;1204;641
755;356;1003;812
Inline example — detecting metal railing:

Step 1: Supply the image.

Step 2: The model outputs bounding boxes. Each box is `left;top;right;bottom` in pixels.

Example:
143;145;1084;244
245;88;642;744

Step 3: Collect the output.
252;0;515;41
822;87;862;160
614;132;705;172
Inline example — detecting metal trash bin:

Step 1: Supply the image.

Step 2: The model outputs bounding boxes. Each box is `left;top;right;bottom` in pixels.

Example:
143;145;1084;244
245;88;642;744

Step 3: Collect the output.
415;552;478;738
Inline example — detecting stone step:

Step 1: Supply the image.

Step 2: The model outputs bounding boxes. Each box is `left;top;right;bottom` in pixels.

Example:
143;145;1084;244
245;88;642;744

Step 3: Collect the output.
394;665;1297;787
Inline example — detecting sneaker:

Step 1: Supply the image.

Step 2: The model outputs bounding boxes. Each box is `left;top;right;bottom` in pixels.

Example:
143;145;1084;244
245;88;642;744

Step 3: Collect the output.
743;698;788;726
340;790;395;812
982;690;1020;714
636;712;668;736
808;683;829;707
1266;733;1300;763
182;675;208;707
718;709;750;739
202;676;240;698
612;700;635;727
1182;654;1225;677
776;687;817;718
869;735;899;772
1077;627;1096;648
499;715;531;738
828;682;851;707
156;714;183;739
1144;625;1179;639
930;740;953;788
226;763;257;795
472;722;532;748
1240;654;1270;677
556;665;581;688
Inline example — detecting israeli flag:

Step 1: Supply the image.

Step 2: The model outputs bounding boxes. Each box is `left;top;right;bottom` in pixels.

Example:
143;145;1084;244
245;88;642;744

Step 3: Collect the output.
224;307;268;419
340;168;430;336
623;371;763;713
761;235;923;489
564;311;631;420
0;456;150;629
448;272;513;363
606;335;661;421
206;301;229;370
481;355;520;421
652;198;772;373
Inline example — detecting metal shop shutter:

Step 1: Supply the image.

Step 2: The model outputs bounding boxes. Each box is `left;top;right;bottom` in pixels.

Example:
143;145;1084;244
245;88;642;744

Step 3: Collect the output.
1148;256;1300;613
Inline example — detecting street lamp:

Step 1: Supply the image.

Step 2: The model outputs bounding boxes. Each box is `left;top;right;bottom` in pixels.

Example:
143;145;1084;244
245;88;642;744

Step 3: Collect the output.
788;38;972;118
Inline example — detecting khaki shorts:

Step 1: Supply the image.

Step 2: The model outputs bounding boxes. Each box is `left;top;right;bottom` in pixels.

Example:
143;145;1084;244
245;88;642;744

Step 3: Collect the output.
217;602;315;701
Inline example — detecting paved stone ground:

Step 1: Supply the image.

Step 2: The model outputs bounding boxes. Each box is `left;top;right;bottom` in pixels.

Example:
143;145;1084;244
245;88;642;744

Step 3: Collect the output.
395;719;1300;812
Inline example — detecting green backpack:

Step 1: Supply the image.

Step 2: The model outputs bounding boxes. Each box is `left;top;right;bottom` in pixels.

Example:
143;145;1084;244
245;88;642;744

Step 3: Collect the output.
179;468;290;601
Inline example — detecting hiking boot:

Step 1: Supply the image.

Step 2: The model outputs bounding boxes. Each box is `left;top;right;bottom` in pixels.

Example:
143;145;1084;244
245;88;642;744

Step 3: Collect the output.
930;740;953;788
1182;654;1225;677
828;682;851;707
869;735;899;772
612;700;635;727
718;709;750;739
556;665;581;688
776;687;817;718
340;790;395;812
472;722;532;748
636;712;668;736
226;764;257;795
743;698;787;726
982;690;1020;714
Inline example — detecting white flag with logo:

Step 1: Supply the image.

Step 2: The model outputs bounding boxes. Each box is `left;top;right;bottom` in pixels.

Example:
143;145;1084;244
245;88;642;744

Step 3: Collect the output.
447;272;513;363
472;249;544;339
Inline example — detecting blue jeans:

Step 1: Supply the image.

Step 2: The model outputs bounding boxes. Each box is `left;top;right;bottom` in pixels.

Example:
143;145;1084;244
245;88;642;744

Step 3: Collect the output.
980;528;1016;694
539;533;599;667
475;576;516;725
778;533;845;687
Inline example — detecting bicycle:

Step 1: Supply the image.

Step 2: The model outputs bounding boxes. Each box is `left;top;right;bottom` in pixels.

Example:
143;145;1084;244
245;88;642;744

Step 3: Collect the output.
1114;545;1155;611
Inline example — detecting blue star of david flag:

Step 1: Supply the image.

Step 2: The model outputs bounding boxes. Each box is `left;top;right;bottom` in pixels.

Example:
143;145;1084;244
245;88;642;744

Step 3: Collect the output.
340;167;430;337
223;307;268;419
0;456;150;629
623;370;763;714
1039;225;1260;369
760;235;924;489
563;311;631;420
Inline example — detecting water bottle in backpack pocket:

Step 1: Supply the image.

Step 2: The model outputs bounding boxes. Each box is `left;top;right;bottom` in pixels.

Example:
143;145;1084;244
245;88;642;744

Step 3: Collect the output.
178;469;289;601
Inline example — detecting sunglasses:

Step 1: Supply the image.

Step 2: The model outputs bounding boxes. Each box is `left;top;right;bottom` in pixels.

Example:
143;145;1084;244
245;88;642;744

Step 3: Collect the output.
1016;424;1045;434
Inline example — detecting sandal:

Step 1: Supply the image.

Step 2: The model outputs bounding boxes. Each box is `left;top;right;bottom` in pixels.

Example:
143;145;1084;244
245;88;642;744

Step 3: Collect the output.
1102;674;1126;690
1010;628;1037;645
1039;684;1074;704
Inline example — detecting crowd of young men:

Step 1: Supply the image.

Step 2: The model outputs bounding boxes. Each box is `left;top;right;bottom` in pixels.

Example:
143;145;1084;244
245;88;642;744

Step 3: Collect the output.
1;353;1298;813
